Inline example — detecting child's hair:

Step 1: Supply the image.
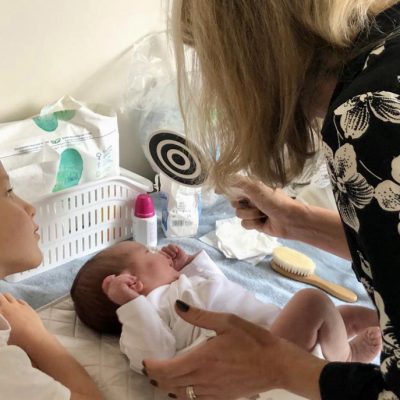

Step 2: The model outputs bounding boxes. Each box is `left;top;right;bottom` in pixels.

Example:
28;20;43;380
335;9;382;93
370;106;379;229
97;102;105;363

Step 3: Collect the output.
70;247;128;335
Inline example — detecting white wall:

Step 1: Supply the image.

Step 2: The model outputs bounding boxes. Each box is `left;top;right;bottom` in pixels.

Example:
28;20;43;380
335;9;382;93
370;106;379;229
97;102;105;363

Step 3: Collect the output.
0;0;166;178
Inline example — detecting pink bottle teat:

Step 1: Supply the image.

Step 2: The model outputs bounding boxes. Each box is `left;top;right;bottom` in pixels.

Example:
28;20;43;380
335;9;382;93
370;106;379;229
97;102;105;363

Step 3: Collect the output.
134;194;155;218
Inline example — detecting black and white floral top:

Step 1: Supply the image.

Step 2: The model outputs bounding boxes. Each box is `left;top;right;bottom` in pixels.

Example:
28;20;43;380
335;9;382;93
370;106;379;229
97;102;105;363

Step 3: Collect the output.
319;4;400;399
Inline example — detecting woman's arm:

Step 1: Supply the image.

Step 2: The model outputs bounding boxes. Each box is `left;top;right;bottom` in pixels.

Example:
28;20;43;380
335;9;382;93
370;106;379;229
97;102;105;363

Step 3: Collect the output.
143;301;328;400
0;293;103;400
290;201;351;260
231;177;351;260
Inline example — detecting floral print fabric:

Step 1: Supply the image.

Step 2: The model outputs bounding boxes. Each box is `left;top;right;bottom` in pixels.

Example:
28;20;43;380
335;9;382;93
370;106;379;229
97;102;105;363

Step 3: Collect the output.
319;5;400;399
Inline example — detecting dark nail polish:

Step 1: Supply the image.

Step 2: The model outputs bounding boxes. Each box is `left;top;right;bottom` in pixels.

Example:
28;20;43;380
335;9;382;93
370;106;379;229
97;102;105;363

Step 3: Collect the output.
176;299;190;312
168;394;177;398
150;379;158;387
142;367;148;376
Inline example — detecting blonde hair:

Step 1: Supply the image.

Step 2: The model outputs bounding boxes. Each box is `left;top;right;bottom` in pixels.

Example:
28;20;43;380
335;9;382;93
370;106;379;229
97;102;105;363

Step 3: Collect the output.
170;0;387;188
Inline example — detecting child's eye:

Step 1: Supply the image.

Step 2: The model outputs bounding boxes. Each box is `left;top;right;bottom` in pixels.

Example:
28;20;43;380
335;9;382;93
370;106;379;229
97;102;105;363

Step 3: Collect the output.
6;187;14;196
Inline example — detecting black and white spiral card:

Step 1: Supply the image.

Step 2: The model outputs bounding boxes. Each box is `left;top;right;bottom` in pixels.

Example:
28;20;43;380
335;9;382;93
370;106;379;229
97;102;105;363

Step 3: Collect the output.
146;130;206;187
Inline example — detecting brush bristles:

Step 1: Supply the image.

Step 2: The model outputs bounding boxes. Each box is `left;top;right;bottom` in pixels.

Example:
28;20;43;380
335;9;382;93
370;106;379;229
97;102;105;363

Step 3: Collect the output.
272;247;315;276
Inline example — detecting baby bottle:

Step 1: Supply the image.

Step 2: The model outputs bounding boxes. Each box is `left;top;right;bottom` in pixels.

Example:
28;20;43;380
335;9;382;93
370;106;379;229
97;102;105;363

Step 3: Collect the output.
132;193;158;249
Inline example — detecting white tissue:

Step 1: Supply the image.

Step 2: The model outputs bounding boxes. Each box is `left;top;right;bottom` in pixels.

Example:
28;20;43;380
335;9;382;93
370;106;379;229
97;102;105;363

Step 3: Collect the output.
200;217;280;264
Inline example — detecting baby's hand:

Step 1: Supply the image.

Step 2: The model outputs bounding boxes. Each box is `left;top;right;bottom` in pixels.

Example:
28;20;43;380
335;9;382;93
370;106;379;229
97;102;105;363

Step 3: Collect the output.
161;244;193;271
0;293;50;351
102;274;142;305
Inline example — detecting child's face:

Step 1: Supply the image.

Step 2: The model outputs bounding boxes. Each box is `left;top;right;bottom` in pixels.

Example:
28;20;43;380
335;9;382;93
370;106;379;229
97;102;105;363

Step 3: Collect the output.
109;241;180;293
0;162;42;277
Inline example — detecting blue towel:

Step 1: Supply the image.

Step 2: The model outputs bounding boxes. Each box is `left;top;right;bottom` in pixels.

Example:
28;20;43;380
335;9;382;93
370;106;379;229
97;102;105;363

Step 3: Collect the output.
0;194;372;312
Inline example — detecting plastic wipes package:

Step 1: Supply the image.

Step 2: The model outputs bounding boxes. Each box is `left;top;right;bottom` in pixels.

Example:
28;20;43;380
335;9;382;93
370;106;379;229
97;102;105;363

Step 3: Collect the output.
159;173;201;237
0;96;119;201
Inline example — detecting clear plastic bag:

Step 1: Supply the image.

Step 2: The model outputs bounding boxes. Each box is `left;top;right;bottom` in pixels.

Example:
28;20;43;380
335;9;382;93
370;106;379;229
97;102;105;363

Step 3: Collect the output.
121;31;203;237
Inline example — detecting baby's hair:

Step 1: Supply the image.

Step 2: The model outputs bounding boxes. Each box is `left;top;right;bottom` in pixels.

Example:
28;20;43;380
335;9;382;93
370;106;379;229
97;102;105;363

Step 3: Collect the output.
71;245;129;335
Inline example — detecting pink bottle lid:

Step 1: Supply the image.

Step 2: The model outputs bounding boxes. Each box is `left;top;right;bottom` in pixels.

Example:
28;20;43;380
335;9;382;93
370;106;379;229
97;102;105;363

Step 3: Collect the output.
134;193;155;218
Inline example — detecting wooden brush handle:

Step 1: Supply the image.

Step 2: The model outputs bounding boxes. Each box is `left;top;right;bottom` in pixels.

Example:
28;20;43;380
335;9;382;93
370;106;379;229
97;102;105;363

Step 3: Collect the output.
271;261;358;303
303;274;358;303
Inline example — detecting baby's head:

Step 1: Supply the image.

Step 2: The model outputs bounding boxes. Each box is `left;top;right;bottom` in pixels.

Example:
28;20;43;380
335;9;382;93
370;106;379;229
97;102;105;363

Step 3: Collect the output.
71;241;178;334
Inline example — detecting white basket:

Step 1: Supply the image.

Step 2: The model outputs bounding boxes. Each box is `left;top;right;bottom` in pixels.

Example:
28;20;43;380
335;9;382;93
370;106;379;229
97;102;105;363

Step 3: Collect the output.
6;173;153;282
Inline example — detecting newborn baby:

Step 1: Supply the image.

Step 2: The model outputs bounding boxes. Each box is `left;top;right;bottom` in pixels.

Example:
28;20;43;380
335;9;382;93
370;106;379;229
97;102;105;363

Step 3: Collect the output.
71;241;381;375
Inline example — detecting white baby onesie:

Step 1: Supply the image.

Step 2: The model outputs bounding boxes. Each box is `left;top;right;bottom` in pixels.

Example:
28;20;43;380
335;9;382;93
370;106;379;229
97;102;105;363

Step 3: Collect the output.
117;250;280;373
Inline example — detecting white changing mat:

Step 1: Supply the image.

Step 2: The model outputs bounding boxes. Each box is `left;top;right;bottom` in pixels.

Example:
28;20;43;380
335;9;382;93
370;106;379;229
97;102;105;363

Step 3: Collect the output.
38;295;308;400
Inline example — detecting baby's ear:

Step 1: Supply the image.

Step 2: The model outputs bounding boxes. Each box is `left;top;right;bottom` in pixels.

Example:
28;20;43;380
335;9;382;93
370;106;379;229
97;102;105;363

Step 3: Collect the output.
101;274;116;294
132;279;144;293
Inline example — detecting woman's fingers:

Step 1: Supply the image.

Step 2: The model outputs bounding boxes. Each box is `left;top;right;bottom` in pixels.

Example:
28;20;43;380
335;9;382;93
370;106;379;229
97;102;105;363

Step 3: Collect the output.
174;301;240;335
229;177;300;239
231;176;268;203
145;351;196;381
236;207;266;220
144;304;285;400
146;344;221;398
168;383;217;400
145;304;238;376
231;199;268;231
241;218;265;231
230;176;292;213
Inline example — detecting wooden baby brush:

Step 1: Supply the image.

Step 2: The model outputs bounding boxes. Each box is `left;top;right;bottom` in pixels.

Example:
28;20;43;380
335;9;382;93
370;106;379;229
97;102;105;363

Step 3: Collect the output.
271;246;357;303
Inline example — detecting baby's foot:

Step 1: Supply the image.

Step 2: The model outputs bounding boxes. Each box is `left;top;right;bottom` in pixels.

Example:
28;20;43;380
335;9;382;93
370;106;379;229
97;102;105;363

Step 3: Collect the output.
348;327;382;363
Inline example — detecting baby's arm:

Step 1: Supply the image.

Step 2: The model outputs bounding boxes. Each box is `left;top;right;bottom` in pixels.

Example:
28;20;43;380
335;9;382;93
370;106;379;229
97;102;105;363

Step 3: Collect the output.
181;250;226;279
117;297;176;373
0;293;103;400
161;244;197;271
102;274;176;372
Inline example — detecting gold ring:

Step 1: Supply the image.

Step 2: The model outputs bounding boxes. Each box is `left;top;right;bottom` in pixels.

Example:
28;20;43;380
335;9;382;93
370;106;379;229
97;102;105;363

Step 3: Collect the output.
186;385;197;400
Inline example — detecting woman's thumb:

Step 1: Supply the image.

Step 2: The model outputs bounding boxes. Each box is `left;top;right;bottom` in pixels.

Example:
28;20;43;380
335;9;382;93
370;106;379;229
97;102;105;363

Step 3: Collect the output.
231;176;268;202
175;300;229;334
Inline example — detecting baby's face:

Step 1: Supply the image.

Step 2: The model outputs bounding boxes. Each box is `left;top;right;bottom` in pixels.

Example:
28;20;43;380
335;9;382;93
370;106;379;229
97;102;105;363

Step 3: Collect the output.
109;241;180;293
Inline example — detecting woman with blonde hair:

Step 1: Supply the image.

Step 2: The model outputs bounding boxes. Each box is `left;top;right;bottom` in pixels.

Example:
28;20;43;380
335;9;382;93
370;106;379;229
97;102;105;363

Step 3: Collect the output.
142;1;400;399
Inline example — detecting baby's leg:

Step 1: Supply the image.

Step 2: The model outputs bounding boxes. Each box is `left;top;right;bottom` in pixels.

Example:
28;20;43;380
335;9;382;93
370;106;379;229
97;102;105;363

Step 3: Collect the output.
270;289;348;359
270;288;381;362
337;304;379;338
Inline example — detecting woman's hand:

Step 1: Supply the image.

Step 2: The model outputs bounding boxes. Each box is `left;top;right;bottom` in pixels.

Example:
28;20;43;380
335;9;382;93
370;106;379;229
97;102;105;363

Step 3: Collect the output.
231;176;301;239
230;176;350;259
143;301;326;400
